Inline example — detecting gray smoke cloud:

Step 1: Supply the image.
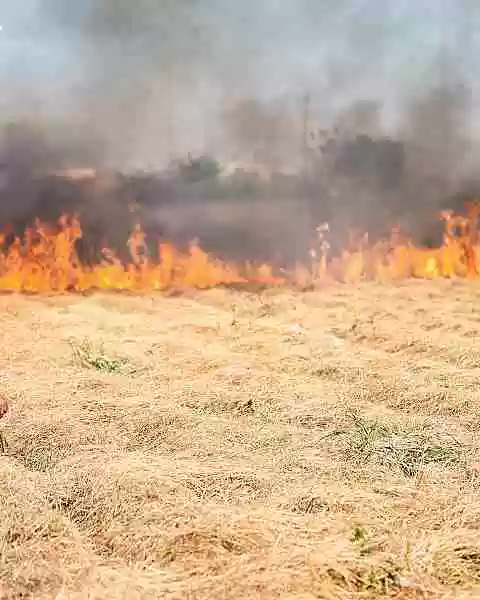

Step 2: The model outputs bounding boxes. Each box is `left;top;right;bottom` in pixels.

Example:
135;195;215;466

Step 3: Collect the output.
15;1;474;168
0;1;479;262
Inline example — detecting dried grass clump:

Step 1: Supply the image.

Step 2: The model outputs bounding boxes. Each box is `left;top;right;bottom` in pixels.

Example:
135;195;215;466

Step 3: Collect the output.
1;282;480;598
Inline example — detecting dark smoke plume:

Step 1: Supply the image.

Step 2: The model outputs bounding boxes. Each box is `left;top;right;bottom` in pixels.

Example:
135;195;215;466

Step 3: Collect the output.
0;2;478;263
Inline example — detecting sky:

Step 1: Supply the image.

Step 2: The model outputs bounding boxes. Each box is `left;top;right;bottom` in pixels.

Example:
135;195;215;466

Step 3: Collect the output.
0;2;473;81
0;1;478;165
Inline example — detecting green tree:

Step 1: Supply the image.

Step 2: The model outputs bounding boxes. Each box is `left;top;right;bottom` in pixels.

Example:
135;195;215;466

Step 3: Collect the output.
176;155;221;184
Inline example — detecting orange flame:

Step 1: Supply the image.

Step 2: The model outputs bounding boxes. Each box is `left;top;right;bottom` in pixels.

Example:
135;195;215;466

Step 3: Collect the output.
319;202;480;283
0;203;479;293
0;214;285;293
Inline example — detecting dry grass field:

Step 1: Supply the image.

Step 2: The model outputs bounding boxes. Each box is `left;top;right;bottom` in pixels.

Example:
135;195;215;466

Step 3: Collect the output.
2;280;480;599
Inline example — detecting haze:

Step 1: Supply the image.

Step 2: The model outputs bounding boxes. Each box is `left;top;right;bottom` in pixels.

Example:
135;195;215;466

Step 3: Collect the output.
0;1;478;169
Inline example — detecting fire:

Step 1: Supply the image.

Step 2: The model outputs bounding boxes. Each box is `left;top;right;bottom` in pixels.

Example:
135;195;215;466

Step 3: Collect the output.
0;214;284;292
319;202;480;283
0;202;479;293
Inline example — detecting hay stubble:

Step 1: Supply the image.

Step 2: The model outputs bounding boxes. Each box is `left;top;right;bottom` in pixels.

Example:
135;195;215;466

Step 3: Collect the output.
1;281;480;598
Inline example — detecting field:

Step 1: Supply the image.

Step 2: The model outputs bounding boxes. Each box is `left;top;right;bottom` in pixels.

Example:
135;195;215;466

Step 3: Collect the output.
2;281;480;599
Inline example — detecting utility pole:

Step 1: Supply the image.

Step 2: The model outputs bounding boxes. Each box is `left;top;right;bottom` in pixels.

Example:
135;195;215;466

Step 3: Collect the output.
166;65;175;165
302;93;311;176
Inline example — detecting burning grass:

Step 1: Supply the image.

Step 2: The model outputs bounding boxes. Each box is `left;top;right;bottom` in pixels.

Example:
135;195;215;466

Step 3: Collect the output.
1;282;480;598
1;200;480;294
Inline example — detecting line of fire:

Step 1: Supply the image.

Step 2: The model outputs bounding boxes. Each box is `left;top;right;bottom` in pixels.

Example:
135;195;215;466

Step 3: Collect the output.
0;200;479;293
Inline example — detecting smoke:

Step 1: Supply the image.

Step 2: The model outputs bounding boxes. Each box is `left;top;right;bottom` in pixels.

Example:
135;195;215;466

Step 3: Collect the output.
0;1;479;261
311;58;477;244
222;98;300;171
30;0;219;168
23;1;476;168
